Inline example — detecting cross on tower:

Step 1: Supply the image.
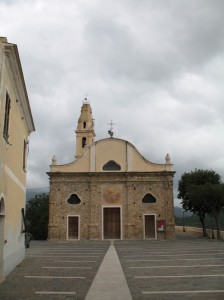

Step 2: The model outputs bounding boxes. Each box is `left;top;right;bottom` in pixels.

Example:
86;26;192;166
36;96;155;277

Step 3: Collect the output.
83;93;89;104
107;120;116;138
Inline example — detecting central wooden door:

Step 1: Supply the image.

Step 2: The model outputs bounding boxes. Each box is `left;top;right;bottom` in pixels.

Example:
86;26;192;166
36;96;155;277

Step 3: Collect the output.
144;215;156;239
103;207;121;239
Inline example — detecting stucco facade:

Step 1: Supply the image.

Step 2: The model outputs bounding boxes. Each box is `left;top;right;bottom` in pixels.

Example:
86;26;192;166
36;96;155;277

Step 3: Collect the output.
0;37;35;281
48;101;175;240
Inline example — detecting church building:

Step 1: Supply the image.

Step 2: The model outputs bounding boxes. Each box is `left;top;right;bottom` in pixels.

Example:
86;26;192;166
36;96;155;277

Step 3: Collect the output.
48;99;175;240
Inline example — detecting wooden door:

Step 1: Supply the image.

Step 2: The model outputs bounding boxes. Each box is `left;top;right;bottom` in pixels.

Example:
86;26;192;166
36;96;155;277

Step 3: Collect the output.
144;215;156;239
68;216;79;239
103;208;121;239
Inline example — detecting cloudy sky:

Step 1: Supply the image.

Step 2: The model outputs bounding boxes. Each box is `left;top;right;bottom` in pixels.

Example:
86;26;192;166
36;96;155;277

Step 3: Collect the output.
1;0;224;206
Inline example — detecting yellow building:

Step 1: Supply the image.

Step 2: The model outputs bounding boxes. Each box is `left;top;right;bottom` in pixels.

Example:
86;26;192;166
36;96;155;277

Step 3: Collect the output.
0;37;35;281
48;99;175;241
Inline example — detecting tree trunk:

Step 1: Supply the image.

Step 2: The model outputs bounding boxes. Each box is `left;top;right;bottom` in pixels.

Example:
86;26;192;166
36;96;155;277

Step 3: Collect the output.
213;215;221;240
199;214;207;237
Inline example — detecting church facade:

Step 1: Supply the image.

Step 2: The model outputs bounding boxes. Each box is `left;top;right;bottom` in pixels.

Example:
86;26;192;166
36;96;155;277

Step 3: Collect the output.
48;100;175;240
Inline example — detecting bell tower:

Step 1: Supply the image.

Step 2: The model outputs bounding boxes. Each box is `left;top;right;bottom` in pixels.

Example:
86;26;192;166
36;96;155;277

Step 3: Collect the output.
75;97;95;158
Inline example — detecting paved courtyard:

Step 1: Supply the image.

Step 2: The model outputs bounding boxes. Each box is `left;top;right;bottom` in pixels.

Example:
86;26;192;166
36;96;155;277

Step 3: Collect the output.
115;234;224;299
0;241;110;300
0;233;224;299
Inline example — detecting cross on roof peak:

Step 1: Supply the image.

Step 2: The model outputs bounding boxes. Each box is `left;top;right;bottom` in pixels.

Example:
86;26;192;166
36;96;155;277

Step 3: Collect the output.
83;93;89;104
107;120;116;138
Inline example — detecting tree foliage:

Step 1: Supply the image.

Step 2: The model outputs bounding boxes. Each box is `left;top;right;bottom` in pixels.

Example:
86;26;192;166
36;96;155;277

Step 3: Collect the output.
26;193;49;240
177;169;223;237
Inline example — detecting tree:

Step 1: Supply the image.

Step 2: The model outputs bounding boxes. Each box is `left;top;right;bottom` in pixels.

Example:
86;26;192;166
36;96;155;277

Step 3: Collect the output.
186;185;209;237
177;169;221;237
203;184;224;239
26;193;49;240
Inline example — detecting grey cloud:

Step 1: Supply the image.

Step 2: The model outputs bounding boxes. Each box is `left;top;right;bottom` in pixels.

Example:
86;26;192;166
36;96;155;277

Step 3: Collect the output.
1;0;224;207
81;0;224;85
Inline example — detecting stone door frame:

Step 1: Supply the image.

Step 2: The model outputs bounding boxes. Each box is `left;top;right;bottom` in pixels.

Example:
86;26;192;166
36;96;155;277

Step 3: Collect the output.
102;206;122;240
67;215;80;240
143;214;157;240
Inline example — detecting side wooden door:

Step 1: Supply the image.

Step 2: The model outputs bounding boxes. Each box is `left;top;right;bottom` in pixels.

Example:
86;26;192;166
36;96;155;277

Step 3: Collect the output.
68;216;79;239
144;215;156;239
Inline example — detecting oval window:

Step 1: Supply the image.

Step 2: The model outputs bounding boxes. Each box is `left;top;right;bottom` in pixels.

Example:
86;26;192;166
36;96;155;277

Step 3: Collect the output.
142;193;156;204
67;194;81;205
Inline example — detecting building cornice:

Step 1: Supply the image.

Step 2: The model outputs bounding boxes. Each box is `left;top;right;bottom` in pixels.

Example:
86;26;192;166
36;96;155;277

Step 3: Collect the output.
47;170;175;179
3;41;35;133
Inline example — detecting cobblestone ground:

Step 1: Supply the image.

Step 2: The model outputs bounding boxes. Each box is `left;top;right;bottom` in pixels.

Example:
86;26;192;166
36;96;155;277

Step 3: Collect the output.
0;241;110;300
115;233;224;300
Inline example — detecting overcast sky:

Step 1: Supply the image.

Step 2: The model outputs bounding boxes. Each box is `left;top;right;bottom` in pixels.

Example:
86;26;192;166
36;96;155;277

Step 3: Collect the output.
1;0;224;206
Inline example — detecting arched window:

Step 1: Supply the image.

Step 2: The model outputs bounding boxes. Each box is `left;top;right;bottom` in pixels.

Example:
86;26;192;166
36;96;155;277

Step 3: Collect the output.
82;137;86;148
3;92;11;142
0;197;5;215
142;193;156;204
103;160;121;171
67;194;81;205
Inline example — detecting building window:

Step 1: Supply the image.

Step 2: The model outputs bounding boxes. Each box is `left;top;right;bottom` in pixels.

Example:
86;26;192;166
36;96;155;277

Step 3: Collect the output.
23;139;28;171
0;197;5;215
83;122;86;128
67;194;81;205
67;216;79;239
142;193;156;204
103;160;121;171
3;92;11;142
82;137;86;148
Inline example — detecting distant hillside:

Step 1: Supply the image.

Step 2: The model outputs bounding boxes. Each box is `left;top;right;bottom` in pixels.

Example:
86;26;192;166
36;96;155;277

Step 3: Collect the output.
174;207;192;217
26;188;49;202
174;208;224;230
